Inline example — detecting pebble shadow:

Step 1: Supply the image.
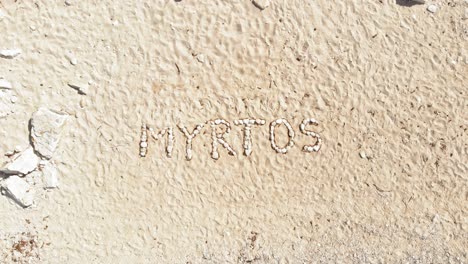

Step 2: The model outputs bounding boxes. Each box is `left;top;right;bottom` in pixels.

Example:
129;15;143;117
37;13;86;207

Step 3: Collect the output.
396;0;424;7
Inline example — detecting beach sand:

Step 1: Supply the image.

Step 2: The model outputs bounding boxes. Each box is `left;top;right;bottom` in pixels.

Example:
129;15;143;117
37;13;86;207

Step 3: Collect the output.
0;0;467;262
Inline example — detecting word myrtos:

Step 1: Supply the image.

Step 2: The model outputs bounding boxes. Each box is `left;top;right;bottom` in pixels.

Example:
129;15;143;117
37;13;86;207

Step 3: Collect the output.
139;118;322;160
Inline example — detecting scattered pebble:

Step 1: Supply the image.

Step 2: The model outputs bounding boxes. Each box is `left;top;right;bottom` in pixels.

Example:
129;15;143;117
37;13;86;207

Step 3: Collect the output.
0;49;22;59
10;95;17;103
0;147;40;175
252;0;270;10
1;176;35;207
196;54;205;63
359;151;367;159
30;107;69;159
0;78;13;89
68;83;88;95
65;52;78;65
65;0;72;5
427;4;438;13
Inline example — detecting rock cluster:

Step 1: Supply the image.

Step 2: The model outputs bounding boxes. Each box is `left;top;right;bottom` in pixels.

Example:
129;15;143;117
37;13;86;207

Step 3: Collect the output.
1;108;68;208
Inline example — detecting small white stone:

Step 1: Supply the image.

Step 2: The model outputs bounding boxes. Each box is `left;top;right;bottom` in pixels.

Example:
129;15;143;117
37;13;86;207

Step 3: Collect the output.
140;141;148;148
252;0;270;10
70;57;78;65
359;151;367;159
196;54;205;63
0;79;12;89
427;4;438;13
65;0;72;5
42;163;59;189
0;147;40;175
1;176;35;207
0;49;22;59
10;95;17;103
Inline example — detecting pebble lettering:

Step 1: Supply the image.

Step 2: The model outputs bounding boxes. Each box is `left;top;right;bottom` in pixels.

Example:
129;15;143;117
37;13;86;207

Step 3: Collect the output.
139;118;322;160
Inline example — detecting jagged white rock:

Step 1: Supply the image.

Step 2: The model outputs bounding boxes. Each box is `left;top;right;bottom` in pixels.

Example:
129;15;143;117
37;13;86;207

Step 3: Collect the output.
30;108;68;159
0;147;39;175
0;49;22;59
1;176;35;207
0;79;12;89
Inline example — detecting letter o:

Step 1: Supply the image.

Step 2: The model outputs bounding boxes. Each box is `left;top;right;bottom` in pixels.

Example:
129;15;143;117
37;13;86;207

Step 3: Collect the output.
269;118;295;154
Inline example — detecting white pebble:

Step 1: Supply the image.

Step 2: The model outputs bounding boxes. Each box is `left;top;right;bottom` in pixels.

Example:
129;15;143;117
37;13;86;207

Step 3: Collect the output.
359;151;367;159
252;0;270;10
427;4;438;13
0;79;12;89
0;49;22;59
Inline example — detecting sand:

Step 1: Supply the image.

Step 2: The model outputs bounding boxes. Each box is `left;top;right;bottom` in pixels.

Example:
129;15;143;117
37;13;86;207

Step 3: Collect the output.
0;0;467;263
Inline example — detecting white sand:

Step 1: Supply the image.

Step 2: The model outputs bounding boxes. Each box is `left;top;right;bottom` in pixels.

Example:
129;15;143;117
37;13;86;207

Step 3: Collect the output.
0;0;467;262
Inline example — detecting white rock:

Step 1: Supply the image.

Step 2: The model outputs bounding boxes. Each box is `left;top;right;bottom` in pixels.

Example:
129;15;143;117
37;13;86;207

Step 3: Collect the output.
0;49;22;59
70;57;78;65
1;176;35;207
427;4;438;13
42;163;59;189
25;170;42;185
0;79;12;89
0;147;39;175
65;0;72;6
252;0;270;10
359;151;367;159
30;108;68;159
68;83;88;95
196;54;205;63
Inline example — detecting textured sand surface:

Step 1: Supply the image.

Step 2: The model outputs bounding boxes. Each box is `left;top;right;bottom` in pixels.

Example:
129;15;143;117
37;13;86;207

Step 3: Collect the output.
0;0;467;263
